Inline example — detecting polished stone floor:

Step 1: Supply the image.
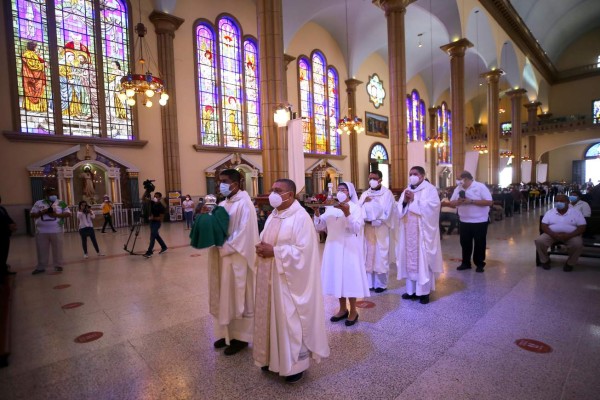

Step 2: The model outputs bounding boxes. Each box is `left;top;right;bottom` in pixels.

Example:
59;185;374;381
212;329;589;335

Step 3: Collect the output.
1;205;599;400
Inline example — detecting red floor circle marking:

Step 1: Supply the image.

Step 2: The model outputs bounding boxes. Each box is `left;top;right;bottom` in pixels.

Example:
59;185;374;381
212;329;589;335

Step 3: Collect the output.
356;301;376;309
53;284;71;289
449;258;462;262
62;302;84;309
515;338;552;353
74;331;104;343
190;254;202;257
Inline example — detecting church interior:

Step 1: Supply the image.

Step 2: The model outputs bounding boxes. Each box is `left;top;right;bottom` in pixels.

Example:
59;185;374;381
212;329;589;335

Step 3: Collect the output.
1;0;600;398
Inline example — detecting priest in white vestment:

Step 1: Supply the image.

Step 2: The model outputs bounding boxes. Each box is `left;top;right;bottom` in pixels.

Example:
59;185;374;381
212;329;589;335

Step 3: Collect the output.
210;169;260;355
395;166;443;304
358;170;396;293
254;179;330;384
314;182;369;326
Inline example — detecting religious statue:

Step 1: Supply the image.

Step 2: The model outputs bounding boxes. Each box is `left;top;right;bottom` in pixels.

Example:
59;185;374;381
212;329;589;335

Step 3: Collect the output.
80;166;96;203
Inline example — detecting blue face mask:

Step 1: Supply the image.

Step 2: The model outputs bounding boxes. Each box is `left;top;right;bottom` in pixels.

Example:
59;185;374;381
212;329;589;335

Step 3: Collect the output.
220;183;232;197
555;202;566;210
568;196;578;203
48;195;58;202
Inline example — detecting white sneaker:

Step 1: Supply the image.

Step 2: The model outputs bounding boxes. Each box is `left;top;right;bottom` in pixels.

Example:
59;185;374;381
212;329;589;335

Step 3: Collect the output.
83;254;89;259
97;253;105;256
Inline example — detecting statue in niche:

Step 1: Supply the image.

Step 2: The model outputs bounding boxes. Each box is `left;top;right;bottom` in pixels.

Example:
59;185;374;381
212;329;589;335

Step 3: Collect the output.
80;165;96;203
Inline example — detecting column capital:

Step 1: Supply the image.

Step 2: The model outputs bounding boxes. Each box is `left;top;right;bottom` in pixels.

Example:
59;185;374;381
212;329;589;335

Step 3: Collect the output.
428;106;438;115
372;0;416;15
506;88;527;98
480;69;505;83
283;54;296;70
440;38;473;57
524;101;542;110
149;11;184;34
344;78;363;93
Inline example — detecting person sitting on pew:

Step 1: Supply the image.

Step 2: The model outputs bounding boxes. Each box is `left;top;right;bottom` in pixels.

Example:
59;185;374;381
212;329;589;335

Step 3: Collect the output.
569;190;591;217
534;194;586;272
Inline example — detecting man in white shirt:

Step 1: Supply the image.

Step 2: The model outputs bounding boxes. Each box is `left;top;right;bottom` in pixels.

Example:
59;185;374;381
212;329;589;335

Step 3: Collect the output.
30;187;71;274
535;194;586;271
449;171;493;273
359;170;396;292
569;190;591;217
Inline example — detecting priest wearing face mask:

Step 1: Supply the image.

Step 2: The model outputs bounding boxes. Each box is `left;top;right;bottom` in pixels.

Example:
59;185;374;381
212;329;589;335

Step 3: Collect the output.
535;194;586;272
210;169;260;356
314;182;369;326
568;190;591;217
449;171;493;273
254;179;330;384
395;167;443;304
358;170;396;293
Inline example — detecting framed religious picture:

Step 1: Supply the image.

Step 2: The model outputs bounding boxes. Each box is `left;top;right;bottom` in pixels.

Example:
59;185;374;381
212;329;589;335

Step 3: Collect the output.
365;112;389;138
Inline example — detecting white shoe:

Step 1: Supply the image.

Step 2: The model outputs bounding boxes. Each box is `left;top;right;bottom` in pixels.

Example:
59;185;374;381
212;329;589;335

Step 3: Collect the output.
84;254;88;259
97;253;105;256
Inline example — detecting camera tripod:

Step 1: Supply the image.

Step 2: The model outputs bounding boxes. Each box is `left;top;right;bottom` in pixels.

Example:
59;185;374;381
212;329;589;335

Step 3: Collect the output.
123;211;145;255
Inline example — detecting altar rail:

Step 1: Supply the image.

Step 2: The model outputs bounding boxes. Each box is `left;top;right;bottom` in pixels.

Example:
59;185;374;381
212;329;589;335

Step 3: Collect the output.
60;204;142;233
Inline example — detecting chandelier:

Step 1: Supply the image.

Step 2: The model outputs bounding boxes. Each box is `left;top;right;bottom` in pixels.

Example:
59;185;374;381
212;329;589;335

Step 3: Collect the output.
424;136;446;148
500;151;514;158
337;110;365;135
522;155;532;161
473;144;488;154
118;3;168;108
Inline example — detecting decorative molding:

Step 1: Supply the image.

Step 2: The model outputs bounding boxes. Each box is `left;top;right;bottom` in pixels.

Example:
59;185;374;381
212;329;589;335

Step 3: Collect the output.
3;132;148;147
193;145;263;155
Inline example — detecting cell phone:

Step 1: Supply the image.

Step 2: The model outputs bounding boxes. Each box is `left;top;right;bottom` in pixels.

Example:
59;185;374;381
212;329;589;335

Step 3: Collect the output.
459;190;466;199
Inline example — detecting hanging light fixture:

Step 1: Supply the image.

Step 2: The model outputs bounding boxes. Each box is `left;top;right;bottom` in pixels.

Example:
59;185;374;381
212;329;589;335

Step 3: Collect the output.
424;136;446;149
473;144;488;154
118;0;169;108
336;0;365;135
500;151;514;158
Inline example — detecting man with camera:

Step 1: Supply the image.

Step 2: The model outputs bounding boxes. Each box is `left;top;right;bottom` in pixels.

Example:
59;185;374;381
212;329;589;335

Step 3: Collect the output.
143;192;167;258
448;171;493;273
30;187;71;274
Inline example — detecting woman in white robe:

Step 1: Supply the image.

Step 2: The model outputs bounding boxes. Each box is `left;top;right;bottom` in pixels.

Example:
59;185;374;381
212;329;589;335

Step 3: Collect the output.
314;182;369;326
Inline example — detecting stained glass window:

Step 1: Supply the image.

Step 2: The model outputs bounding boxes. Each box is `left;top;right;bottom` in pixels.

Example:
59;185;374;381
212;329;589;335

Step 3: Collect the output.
297;51;340;155
437;102;452;164
10;0;133;139
585;143;600;158
406;89;426;142
195;16;260;149
370;143;388;162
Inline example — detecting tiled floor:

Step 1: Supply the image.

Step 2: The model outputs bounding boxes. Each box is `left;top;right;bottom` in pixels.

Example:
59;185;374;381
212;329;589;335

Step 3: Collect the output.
1;205;599;400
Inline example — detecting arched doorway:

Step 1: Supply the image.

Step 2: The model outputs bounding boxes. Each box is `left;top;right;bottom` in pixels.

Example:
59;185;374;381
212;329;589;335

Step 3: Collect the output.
368;143;389;188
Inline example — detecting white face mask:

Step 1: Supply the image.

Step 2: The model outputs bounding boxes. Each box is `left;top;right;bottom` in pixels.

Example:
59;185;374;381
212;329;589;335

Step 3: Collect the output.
269;191;288;209
336;191;348;203
220;183;232;197
456;179;463;186
152;197;159;203
408;175;420;186
369;179;379;189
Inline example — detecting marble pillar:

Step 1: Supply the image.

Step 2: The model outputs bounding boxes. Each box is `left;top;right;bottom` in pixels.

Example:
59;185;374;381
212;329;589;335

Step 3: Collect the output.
149;11;184;193
257;0;288;191
524;101;540;183
374;0;416;189
506;88;527;184
481;69;504;186
440;38;473;180
427;106;438;185
345;78;363;184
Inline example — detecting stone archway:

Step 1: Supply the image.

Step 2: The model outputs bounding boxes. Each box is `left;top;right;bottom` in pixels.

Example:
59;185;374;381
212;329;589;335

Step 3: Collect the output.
205;153;263;197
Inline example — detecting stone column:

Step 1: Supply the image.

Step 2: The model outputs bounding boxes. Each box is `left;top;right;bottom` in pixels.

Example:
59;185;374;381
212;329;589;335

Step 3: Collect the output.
345;78;363;183
440;38;473;179
481;69;504;185
374;0;416;189
524;101;541;130
427;107;438;185
149;11;184;193
258;0;288;191
506;88;527;183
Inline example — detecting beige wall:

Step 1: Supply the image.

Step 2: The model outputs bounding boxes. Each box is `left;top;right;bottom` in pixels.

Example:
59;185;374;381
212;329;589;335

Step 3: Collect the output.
555;27;600;71
546;143;589;182
549;75;600;117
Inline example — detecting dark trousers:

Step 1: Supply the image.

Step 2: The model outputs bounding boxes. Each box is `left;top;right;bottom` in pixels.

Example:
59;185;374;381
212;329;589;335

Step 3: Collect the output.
459;221;488;268
79;227;100;254
0;235;10;274
102;214;116;232
147;221;167;253
184;211;193;228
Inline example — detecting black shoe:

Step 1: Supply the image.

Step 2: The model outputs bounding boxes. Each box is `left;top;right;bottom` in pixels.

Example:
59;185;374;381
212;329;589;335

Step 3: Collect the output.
54;266;63;272
456;264;472;271
369;287;375;291
261;365;270;372
330;310;349;322
213;338;227;349
31;269;45;275
541;262;551;270
563;264;574;272
159;248;168;255
401;293;418;300
374;287;387;293
419;294;430;304
143;253;152;258
345;314;359;326
224;339;248;356
285;372;304;384
475;267;485;273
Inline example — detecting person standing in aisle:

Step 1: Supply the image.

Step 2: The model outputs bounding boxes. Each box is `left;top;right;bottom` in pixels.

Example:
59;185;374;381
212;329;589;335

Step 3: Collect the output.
77;200;105;259
143;192;167;258
101;196;117;233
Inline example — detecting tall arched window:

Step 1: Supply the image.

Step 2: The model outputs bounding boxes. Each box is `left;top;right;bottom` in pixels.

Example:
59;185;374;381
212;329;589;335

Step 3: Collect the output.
195;15;261;149
406;89;426;142
9;0;133;139
437;102;452;164
297;51;340;155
